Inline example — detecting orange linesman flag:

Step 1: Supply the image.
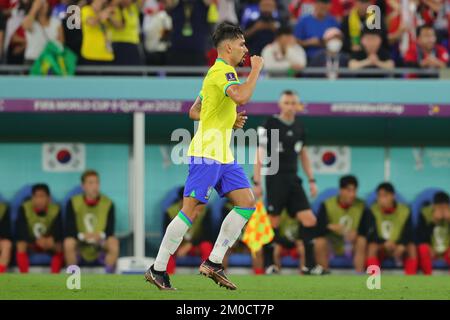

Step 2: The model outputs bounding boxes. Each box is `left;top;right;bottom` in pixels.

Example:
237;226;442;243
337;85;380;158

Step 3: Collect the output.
242;200;274;256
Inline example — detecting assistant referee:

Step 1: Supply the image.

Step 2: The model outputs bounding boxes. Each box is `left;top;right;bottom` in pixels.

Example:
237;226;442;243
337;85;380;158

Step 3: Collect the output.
254;90;325;275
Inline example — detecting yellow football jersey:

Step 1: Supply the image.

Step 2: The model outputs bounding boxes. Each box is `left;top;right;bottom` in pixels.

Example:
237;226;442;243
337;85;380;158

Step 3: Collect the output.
188;58;241;163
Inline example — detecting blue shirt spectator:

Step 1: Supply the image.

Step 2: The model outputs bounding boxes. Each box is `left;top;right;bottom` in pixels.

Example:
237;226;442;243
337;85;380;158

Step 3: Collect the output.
243;0;284;56
294;0;339;59
166;0;210;66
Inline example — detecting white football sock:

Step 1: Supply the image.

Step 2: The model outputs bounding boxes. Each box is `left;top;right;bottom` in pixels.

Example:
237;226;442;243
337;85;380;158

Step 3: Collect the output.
153;211;191;272
208;207;254;264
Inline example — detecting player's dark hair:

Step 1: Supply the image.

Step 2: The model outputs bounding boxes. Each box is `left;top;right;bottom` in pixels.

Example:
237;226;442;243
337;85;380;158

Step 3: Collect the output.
32;183;50;196
417;24;435;37
212;22;244;48
361;27;382;38
81;169;99;183
281;90;297;96
376;182;395;194
340;175;358;189
433;191;450;205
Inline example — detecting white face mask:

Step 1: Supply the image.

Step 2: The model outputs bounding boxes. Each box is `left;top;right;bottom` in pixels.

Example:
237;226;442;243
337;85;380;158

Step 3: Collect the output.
326;39;343;53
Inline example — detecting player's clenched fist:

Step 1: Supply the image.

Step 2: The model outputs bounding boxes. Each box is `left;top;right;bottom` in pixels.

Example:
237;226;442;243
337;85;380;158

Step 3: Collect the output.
250;55;264;72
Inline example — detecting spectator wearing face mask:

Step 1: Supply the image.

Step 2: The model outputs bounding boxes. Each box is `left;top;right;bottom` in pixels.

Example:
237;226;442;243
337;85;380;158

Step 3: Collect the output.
309;27;349;79
294;0;339;59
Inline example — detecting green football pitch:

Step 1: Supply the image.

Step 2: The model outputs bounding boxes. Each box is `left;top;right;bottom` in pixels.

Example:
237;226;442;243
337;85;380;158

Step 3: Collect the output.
0;274;449;300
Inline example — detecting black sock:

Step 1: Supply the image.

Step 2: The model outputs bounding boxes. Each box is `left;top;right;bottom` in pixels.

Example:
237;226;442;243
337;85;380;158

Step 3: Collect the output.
301;226;316;269
151;265;165;275
263;227;279;268
206;259;222;268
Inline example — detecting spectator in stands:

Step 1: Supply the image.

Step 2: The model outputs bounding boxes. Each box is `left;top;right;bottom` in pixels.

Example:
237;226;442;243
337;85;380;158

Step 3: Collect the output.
261;25;307;76
80;0;116;64
417;191;450;275
341;0;388;54
366;182;418;275
142;0;172;65
288;0;351;21
416;0;444;28
309;27;349;79
64;170;119;273
16;184;64;274
216;0;238;24
5;0;29;64
60;0;85;60
22;0;64;64
404;25;449;70
294;0;339;59
243;0;283;56
0;10;6;62
348;28;394;75
270;209;305;274
108;0;143;65
315;175;371;273
0;200;12;273
384;0;413;61
165;0;211;66
163;187;214;274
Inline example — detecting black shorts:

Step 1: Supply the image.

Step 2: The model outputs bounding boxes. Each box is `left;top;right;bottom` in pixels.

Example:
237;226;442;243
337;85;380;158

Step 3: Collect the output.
265;174;310;217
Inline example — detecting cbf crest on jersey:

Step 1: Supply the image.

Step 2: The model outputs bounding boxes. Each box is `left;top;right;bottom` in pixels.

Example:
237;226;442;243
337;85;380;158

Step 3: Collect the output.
42;143;86;172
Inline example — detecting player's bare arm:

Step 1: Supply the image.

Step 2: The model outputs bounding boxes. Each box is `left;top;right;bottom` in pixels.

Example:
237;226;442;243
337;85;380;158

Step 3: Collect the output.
226;55;264;106
233;111;248;129
189;96;202;121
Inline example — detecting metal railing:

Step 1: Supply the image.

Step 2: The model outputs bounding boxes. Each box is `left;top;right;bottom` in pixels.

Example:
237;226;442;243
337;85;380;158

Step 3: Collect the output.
0;64;443;78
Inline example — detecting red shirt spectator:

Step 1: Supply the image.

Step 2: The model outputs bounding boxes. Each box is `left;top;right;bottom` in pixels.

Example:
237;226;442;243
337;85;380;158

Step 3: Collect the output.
404;25;449;68
0;0;15;10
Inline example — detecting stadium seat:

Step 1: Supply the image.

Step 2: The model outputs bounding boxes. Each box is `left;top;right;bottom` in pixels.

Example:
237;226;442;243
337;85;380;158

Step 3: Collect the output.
365;190;408;207
61;185;83;222
311;188;339;215
411;188;448;269
209;197;228;235
410;187;443;227
10;184;33;238
160;186;184;216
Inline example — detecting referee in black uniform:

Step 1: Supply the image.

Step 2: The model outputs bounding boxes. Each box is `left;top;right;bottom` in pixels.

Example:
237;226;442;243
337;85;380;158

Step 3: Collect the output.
253;90;323;274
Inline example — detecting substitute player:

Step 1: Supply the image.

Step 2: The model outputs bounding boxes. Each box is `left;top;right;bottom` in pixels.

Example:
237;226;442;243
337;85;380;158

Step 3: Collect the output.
366;182;417;274
16;184;64;273
315;175;371;273
145;22;264;290
417;191;450;274
0;200;12;273
253;90;322;275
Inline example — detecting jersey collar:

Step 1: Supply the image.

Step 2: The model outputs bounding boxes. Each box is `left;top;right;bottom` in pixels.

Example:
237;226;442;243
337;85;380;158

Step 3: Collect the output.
216;58;229;65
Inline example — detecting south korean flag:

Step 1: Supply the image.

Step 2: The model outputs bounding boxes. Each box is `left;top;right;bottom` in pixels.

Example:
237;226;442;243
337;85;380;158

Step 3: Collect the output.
42;143;85;172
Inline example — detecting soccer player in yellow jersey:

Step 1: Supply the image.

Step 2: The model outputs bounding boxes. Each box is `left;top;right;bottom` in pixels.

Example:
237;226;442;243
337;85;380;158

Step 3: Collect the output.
146;22;264;290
